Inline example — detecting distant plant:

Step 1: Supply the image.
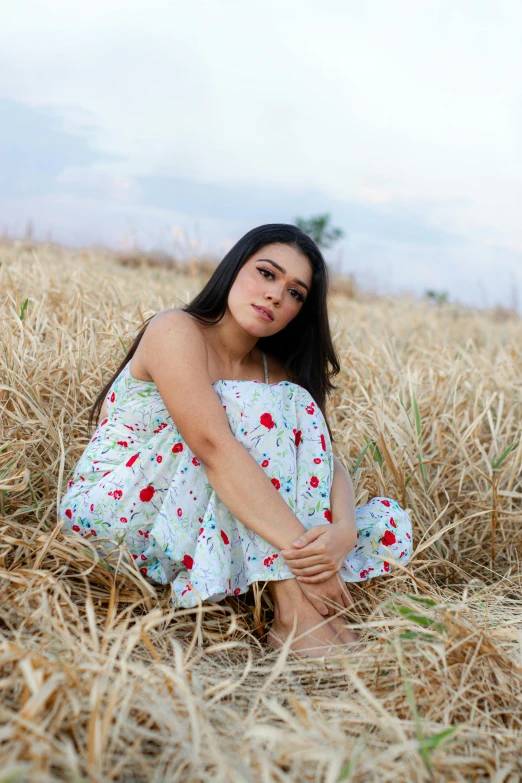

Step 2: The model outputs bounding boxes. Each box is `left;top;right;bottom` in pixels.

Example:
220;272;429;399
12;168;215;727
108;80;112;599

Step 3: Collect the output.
295;213;344;250
424;289;449;305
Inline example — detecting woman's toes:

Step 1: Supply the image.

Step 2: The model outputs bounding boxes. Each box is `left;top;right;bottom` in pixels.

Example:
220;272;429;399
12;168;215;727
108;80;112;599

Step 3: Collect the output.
328;617;365;651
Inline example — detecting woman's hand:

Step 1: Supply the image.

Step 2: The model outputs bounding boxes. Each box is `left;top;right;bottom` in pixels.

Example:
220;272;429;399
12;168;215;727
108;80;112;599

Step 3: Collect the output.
296;571;354;617
280;519;357;583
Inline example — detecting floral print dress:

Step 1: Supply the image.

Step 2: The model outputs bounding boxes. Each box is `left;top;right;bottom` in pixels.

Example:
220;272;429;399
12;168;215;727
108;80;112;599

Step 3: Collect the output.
59;351;413;608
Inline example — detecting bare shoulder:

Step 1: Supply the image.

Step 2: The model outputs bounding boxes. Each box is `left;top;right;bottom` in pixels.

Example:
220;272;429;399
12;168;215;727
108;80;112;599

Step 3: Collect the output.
132;309;207;378
146;307;204;338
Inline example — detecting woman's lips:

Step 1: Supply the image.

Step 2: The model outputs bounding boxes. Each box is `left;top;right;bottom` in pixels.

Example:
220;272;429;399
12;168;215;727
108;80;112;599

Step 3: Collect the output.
252;305;273;322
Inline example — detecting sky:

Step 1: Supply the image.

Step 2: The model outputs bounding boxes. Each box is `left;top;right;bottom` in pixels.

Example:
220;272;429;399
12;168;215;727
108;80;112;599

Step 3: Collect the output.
1;0;521;310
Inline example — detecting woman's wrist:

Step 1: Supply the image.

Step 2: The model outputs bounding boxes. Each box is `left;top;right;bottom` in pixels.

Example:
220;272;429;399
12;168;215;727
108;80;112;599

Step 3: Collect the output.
332;516;357;552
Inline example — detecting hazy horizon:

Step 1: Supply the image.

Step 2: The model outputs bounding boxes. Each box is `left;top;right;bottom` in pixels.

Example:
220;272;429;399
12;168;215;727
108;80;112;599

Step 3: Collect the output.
2;0;521;311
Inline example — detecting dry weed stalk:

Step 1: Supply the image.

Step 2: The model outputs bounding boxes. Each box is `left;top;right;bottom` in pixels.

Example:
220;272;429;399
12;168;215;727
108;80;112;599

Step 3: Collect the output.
1;241;522;782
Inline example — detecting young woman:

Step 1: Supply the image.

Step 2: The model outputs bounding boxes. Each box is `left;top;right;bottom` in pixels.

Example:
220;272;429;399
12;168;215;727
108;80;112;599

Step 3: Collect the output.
59;223;413;658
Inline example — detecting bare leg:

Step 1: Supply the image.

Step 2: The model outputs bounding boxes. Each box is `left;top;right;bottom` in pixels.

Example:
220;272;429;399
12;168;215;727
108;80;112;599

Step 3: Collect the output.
266;578;362;658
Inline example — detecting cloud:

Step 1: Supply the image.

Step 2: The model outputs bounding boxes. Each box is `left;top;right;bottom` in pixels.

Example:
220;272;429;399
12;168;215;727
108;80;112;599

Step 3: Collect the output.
1;1;522;310
0;97;123;197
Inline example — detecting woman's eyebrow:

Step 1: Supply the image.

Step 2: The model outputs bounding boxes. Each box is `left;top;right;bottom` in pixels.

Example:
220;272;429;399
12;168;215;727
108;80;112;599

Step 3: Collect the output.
256;258;310;293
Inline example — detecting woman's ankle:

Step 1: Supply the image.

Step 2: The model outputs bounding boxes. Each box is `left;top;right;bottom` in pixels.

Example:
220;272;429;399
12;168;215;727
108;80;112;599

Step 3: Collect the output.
269;579;313;627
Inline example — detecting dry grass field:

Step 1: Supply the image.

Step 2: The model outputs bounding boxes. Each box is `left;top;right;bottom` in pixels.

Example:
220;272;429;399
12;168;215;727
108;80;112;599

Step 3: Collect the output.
1;239;522;782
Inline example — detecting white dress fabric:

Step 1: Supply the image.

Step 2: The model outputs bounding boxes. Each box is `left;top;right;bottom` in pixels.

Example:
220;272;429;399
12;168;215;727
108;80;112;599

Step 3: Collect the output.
59;351;414;607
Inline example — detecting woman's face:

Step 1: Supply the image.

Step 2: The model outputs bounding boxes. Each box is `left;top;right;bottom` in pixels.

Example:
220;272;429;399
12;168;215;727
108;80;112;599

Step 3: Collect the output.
227;243;313;336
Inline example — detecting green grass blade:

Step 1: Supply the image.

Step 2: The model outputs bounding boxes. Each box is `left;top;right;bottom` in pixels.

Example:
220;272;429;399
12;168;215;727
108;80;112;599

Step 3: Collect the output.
351;440;373;475
492;441;518;470
406;594;438;607
418;450;428;492
369;439;384;467
423;726;459;751
390;605;447;633
118;336;128;356
412;394;422;440
19;297;29;321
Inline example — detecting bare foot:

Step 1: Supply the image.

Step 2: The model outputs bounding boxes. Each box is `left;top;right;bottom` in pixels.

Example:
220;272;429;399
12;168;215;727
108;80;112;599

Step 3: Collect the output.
265;596;350;659
265;578;365;658
327;615;366;653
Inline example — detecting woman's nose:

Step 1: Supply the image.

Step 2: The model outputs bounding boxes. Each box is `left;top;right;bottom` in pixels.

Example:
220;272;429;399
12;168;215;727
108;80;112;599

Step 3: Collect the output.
266;286;283;304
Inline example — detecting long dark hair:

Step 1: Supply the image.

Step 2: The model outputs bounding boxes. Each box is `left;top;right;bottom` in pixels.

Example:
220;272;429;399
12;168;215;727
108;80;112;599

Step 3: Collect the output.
89;224;341;439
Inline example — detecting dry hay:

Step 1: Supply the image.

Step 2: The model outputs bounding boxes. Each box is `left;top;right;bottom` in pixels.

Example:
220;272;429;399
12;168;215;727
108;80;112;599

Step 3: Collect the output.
1;239;522;782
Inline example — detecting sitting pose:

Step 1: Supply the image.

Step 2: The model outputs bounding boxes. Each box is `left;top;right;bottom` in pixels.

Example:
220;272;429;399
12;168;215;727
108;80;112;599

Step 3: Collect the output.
59;223;413;657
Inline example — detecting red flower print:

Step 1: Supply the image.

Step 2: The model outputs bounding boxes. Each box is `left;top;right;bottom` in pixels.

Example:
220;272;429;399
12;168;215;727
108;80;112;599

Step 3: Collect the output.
140;567;148;575
172;442;184;453
113;489;122;500
177;508;182;517
156;455;163;463
192;457;201;466
182;554;193;570
383;561;390;572
293;428;302;447
140;554;147;561
389;517;397;528
199;527;204;535
310;476;319;488
91;530;97;537
260;412;275;429
381;500;391;507
320;434;326;451
359;569;369;578
120;517;127;523
124;424;134;431
314;457;321;464
100;418;108;427
117;441;128;447
90;504;94;512
71;524;80;532
400;550;406;558
126;453;139;468
103;471;111;477
220;529;230;545
305;404;314;414
264;556;273;567
68;479;74;488
382;530;396;546
132;554;138;560
234;587;241;596
261;459;269;468
271;478;281;490
406;532;411;540
110;392;115;403
65;509;72;519
139;486;155;502
324;509;332;522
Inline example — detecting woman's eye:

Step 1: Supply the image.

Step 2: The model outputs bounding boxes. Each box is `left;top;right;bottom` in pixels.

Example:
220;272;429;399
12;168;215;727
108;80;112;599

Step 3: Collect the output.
257;267;305;302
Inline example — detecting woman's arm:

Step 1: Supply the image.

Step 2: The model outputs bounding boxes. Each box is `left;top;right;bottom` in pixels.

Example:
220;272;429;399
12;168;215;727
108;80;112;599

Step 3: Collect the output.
141;310;308;553
330;455;357;535
279;455;357;582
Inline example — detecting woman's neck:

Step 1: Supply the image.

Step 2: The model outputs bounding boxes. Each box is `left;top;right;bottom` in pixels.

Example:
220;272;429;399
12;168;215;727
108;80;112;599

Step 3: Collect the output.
201;309;261;373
